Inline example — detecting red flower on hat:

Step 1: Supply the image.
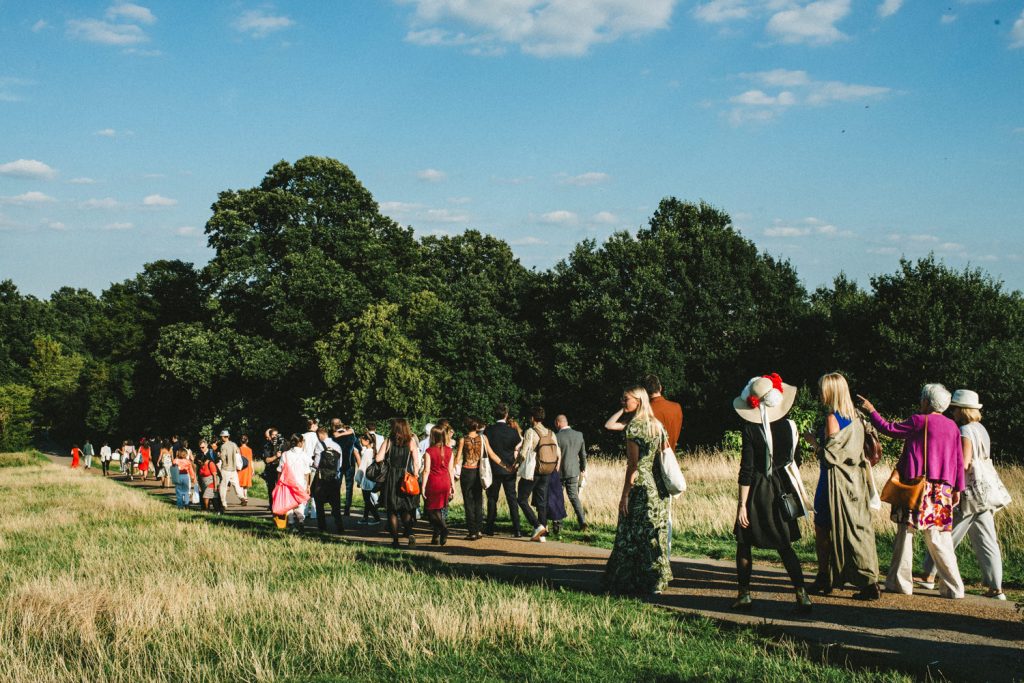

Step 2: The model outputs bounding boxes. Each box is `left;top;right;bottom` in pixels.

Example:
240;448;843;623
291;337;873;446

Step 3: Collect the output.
763;373;784;392
747;395;761;409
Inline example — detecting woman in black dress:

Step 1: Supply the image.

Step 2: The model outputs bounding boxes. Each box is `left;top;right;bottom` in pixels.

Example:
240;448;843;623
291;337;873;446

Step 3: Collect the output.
732;374;811;612
375;418;422;548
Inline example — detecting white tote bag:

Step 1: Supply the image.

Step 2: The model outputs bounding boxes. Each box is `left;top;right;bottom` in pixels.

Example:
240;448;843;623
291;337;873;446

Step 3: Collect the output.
659;445;686;497
479;436;493;489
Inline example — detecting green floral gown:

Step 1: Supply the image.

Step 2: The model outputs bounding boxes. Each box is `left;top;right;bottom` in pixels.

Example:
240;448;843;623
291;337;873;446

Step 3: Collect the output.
603;418;673;594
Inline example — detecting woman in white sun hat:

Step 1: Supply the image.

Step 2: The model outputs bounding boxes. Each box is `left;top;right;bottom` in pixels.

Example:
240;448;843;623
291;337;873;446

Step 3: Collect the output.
732;373;811;613
918;389;1011;600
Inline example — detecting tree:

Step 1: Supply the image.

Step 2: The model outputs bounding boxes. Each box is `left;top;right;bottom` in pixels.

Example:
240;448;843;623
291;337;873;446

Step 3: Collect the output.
28;335;85;434
0;383;34;450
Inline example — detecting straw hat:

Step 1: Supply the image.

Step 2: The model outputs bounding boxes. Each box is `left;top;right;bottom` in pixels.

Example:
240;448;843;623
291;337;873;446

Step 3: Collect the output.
949;389;982;410
733;373;798;424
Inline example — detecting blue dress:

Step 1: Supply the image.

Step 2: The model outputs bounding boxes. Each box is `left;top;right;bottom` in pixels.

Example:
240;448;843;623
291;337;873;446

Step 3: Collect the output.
813;412;852;529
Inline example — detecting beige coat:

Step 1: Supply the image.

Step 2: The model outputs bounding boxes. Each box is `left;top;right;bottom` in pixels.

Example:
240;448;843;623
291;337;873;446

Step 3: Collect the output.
823;419;879;589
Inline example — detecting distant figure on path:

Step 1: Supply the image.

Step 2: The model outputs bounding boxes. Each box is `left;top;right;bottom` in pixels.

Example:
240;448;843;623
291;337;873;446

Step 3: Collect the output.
920;389;1010;601
732;374;811;612
138;440;151;480
483;404;523;538
603;386;672;595
196;441;219;511
302;419;319;521
277;434;313;531
99;441;112;476
554;414;587;531
121;441;135;480
218;430;247;508
172;447;195;509
860;384;965;599
312;426;345;533
423;424;455;545
455;418;502;540
357;432;382;525
375;418;421;548
803;373;880;600
262;428;285;511
517;406;560;542
330;419;359;517
238;435;255;497
82;440;94;469
70;444;81;469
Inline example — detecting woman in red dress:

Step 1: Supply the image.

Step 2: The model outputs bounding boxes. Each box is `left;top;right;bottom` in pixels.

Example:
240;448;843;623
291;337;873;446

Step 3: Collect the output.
421;425;455;545
70;445;81;468
138;440;151;480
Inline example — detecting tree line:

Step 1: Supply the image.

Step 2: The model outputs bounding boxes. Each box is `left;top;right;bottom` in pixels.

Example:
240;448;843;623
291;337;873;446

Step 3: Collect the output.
2;156;1022;460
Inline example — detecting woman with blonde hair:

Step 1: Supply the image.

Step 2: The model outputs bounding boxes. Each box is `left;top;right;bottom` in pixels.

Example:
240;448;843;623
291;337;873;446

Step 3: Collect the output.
918;390;1010;600
803;372;880;600
604;386;672;594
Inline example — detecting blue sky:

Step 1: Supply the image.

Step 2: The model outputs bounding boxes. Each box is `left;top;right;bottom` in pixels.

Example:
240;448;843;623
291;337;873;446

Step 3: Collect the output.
1;0;1022;298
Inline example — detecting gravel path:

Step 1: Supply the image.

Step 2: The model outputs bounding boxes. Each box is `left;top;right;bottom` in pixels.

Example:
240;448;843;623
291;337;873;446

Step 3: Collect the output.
55;455;1023;682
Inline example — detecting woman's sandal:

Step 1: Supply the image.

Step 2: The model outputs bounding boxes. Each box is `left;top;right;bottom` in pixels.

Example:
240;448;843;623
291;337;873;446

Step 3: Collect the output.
731;591;753;611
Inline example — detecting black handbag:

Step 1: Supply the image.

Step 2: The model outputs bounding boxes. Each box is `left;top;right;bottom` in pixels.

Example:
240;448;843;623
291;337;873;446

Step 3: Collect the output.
365;459;387;484
778;491;802;522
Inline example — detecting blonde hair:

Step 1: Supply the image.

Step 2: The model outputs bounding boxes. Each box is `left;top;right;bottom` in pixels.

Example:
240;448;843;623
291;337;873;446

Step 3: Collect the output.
953;407;982;425
818;372;857;421
624;385;659;426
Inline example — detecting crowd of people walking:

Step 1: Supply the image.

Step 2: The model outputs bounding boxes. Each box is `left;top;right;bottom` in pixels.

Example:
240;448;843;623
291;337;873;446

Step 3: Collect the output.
71;372;1011;610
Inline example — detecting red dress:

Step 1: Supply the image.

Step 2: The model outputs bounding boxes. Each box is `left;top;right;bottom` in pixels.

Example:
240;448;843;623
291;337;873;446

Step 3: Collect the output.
139;446;151;472
423;445;452;511
70;448;81;468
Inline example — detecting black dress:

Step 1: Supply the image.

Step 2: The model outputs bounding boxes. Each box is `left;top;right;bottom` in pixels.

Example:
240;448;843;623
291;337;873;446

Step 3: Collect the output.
383;442;420;515
734;418;802;550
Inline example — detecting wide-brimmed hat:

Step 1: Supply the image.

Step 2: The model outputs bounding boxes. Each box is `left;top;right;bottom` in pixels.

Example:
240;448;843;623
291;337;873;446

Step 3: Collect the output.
219;429;230;437
949;389;982;410
733;373;798;424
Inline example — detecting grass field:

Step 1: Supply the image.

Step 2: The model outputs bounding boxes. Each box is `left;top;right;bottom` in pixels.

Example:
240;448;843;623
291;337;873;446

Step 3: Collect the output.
0;451;909;683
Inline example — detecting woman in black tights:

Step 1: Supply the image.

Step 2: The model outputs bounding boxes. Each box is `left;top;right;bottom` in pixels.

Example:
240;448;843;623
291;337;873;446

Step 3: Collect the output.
375;418;421;548
732;374;811;613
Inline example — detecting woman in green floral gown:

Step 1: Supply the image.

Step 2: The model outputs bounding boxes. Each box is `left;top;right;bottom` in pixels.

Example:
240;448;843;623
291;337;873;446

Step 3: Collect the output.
604;386;673;594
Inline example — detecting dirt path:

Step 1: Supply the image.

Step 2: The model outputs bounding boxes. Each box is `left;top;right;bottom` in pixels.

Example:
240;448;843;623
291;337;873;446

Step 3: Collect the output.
54;455;1023;682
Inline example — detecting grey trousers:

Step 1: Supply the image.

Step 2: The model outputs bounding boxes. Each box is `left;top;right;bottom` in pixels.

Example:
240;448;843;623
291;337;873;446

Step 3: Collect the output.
922;508;1003;591
887;524;964;598
562;475;586;526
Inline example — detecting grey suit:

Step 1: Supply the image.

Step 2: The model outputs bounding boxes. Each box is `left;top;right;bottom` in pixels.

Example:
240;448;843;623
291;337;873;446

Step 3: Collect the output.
556;427;587;527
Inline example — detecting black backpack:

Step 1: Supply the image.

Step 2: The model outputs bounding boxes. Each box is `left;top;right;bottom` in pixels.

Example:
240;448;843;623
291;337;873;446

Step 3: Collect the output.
316;441;342;482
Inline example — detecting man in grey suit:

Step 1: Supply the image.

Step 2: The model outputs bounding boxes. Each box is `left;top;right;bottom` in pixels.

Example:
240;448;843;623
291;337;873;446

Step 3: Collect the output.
554;414;587;531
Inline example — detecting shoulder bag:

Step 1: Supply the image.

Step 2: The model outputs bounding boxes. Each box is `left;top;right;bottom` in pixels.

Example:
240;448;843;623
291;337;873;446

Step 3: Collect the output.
479;436;493;490
657;427;686;498
778;420;808;522
880;416;928;511
400;448;421;496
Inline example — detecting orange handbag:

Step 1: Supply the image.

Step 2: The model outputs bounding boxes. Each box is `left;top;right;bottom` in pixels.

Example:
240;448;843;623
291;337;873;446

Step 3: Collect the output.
400;451;421;496
880;416;928;510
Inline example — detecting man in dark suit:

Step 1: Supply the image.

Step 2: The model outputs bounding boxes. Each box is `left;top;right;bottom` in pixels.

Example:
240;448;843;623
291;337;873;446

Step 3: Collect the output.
555;414;587;531
483;403;522;537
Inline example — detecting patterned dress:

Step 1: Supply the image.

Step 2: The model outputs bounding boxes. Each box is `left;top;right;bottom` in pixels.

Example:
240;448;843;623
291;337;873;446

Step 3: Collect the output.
604;418;672;594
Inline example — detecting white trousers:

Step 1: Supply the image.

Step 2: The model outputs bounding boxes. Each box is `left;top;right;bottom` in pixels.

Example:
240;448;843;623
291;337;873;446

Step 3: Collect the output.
219;470;245;505
887;524;965;598
922;509;1003;592
288;504;306;526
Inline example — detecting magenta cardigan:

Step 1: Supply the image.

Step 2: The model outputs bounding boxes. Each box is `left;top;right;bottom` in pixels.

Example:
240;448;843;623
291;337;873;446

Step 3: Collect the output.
870;411;964;491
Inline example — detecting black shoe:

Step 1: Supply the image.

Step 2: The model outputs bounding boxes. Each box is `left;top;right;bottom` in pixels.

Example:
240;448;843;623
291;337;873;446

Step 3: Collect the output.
440;531;448;546
512;530;524;538
808;577;833;596
431;534;439;545
853;584;881;601
390;539;400;549
483;528;495;536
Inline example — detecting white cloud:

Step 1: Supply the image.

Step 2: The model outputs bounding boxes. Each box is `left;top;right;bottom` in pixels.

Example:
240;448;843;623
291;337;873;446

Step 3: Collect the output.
106;3;156;25
727;70;889;124
103;221;134;230
379;201;424;214
416;168;447;183
47;221;66;231
538;210;579;224
1012;9;1024;49
32;20;49;32
143;193;177;206
379;201;469;225
233;9;295;38
694;0;754;23
559;171;611;186
766;0;851;46
877;0;903;18
592;211;619;224
67;18;148;45
0;159;57;179
95;128;118;137
509;236;547;246
764;217;851;238
423;208;470;223
402;0;678;57
82;197;121;209
2;191;56;205
492;175;533;185
175;226;198;236
867;246;899;255
941;14;957;24
69;177;97;185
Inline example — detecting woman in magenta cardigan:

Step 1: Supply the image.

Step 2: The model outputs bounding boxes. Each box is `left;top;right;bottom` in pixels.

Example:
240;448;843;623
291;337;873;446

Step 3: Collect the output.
858;384;965;598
